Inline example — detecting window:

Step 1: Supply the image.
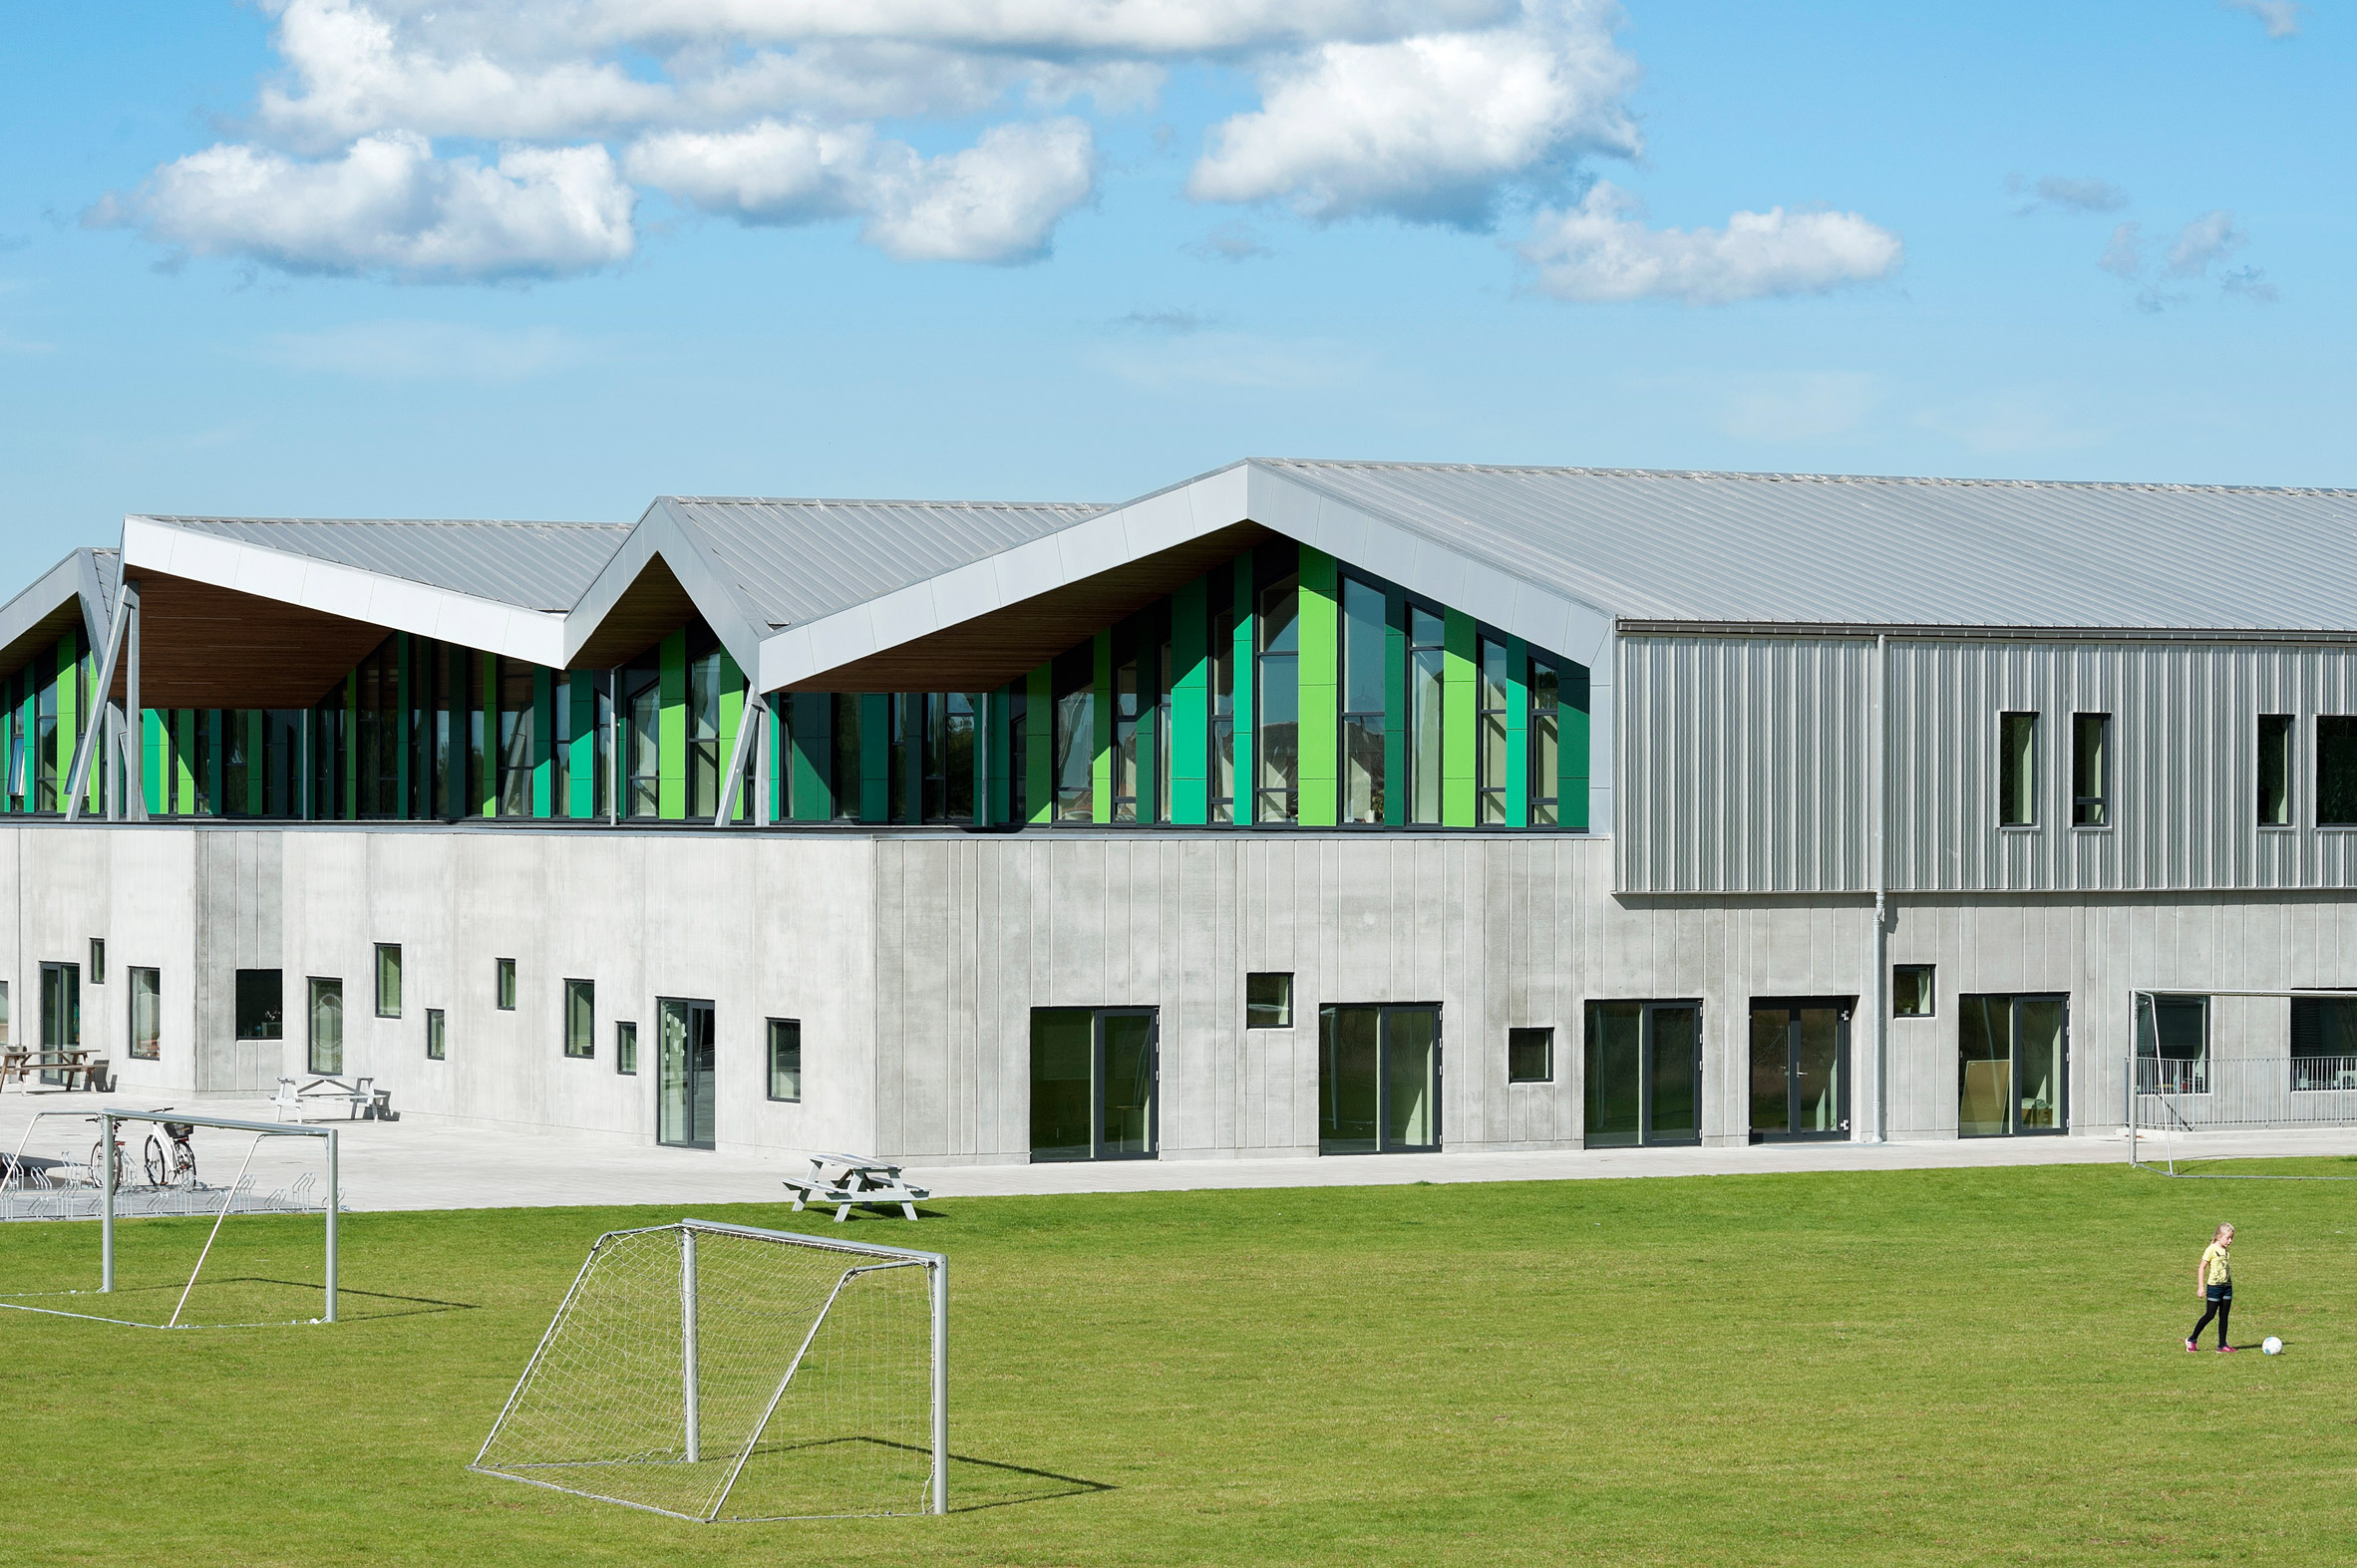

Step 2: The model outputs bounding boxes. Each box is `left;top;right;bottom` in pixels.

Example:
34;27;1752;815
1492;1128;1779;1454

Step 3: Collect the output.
426;1008;446;1061
2318;716;2357;827
1408;607;1445;824
1892;965;1935;1018
89;938;106;986
2135;994;2206;1094
1053;655;1095;822
832;694;862;821
1584;1001;1701;1148
235;969;283;1040
767;1018;802;1101
615;1020;638;1075
1112;656;1141;822
499;658;534;816
497;958;516;1011
1957;993;2068;1136
924;692;976;823
307;977;344;1075
2258;713;2293;826
564;979;594;1059
1478;638;1509;825
2072;713;2109;827
375;943;402;1018
1209;603;1237;824
2291;996;2357;1092
129;968;160;1061
625;675;660;817
1508;1027;1552;1084
1245;973;1293;1029
1340;577;1385;824
687;649;723;818
1255;570;1299;823
1998;712;2038;826
0;979;9;1050
1529;658;1561;827
1030;1008;1158;1161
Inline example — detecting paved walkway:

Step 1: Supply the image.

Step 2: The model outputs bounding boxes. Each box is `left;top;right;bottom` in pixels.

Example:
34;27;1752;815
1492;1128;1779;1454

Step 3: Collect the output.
3;1092;2350;1214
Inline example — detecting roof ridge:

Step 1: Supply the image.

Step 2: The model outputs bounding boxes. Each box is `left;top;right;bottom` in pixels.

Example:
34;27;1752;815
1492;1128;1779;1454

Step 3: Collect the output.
143;515;627;529
1255;458;2357;499
662;495;1107;510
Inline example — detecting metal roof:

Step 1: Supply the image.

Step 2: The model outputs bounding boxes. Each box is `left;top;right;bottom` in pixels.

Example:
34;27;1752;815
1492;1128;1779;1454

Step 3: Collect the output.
660;496;1107;629
142;516;629;613
1259;461;2357;633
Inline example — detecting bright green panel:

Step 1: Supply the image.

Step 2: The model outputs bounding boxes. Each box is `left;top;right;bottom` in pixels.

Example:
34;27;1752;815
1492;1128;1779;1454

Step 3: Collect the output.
531;667;555;818
789;691;832;820
247;710;265;815
1091;631;1113;824
143;709;167;816
1025;663;1052;824
54;638;77;814
396;637;413;816
174;710;196;815
567;676;595;818
1169;575;1208;824
657;631;687;821
717;651;745;822
858;692;889;822
1383;588;1408;827
477;654;495;817
1231;567;1254;819
1565;662;1591;831
1442;609;1476;827
0;698;11;812
204;709;225;816
1296;548;1339;827
1505;637;1529;828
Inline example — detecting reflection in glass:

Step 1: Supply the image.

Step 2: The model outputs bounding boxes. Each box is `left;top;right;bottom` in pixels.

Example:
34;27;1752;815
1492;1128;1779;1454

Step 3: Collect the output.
1209;607;1236;824
1102;1014;1156;1156
1648;1006;1699;1139
1584;1003;1643;1148
1256;574;1299;823
627;680;660;817
1749;1010;1789;1134
1054;689;1095;821
1410;609;1445;824
1957;995;2011;1136
1385;1008;1439;1147
1030;1009;1095;1159
308;977;343;1076
2017;999;2065;1129
1477;639;1509;825
657;999;717;1149
1341;578;1386;823
1529;659;1560;826
1319;1006;1381;1153
1795;1008;1843;1133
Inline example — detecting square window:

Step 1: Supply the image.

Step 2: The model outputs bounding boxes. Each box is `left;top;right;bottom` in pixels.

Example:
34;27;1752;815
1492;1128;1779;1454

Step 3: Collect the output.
1245;972;1293;1029
89;939;106;986
375;943;403;1018
615;1020;638;1076
1893;965;1935;1018
235;970;283;1041
768;1018;802;1101
496;958;516;1011
563;979;594;1059
425;1008;446;1061
1508;1027;1552;1083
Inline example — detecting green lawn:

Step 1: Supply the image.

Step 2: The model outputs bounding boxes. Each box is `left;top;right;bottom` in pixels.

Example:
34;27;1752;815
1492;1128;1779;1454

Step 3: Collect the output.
4;1159;2353;1567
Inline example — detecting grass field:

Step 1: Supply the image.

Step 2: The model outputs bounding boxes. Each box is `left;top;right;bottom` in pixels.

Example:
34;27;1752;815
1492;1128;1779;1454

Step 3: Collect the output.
3;1158;2353;1567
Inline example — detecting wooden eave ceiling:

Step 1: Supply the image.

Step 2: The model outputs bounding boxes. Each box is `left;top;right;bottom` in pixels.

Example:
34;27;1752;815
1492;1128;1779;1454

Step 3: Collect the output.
108;571;397;708
778;520;1273;692
568;554;698;669
0;600;94;679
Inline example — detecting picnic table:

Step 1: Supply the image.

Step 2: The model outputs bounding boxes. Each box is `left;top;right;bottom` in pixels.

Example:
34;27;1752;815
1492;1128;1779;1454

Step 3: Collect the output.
274;1075;392;1121
783;1152;929;1222
1;1049;109;1092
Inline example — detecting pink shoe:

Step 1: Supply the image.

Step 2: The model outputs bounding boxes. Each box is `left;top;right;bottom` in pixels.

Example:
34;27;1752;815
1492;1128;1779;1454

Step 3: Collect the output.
2185;1339;2197;1352
2216;1345;2237;1354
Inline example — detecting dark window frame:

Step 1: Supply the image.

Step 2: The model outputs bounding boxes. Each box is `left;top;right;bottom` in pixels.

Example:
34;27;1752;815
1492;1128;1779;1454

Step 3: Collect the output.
496;957;517;1011
1245;972;1293;1030
767;1017;802;1101
425;1007;446;1061
374;942;402;1018
2317;716;2357;828
615;1019;638;1075
1476;636;1510;826
2071;712;2110;828
1892;964;1936;1018
563;978;595;1059
88;938;106;987
1998;712;2039;828
1338;574;1386;827
1508;1026;1552;1084
128;966;161;1062
234;969;284;1041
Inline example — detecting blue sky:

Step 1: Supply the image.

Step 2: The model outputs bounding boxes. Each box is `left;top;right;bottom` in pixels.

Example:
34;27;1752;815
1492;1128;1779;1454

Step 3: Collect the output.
1;1;2348;584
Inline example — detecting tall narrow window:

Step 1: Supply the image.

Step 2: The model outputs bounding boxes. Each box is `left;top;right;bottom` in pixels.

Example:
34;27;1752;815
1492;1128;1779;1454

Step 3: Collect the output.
2072;713;2110;827
1007;687;1029;823
563;979;595;1059
499;660;534;816
889;692;913;822
2318;717;2357;828
941;693;975;822
1529;658;1560;826
89;938;106;986
434;643;460;817
1112;657;1141;822
592;673;613;818
496;957;517;1011
307;977;344;1076
615;1019;637;1075
426;1008;446;1061
1409;608;1445;824
626;676;660;817
1340;577;1385;824
1054;658;1095;821
1477;638;1509;825
2258;713;2293;826
374;943;402;1018
128;967;161;1061
1998;712;2038;826
832;694;862;821
1156;635;1173;823
1209;606;1236;824
1255;570;1299;823
552;674;573;815
686;650;722;818
767;1018;802;1101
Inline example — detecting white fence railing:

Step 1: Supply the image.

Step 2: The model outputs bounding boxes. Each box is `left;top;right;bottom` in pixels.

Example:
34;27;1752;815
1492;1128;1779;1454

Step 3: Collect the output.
2130;1055;2357;1133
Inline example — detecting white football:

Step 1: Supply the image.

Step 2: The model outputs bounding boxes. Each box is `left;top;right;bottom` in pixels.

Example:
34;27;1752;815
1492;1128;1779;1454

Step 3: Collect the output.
2262;1336;2283;1356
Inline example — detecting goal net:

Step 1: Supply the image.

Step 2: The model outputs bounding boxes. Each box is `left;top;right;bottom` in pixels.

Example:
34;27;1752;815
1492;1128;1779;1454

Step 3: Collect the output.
472;1218;946;1522
2128;987;2357;1179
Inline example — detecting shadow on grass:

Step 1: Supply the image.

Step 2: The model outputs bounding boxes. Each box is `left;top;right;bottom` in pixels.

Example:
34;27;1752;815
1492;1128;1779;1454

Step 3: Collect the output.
723;1435;1114;1517
0;1276;479;1327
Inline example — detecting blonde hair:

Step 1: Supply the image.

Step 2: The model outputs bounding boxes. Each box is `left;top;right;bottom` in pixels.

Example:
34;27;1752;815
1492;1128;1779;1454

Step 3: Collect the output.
2213;1223;2235;1244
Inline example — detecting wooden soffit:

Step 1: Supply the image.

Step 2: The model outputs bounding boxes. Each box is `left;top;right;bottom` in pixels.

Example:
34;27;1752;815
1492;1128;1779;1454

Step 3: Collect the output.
567;554;699;670
110;571;395;709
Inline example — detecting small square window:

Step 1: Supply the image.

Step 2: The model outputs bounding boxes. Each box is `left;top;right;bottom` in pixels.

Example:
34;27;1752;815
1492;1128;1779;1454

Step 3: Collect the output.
89;939;107;986
615;1021;638;1076
563;979;595;1059
1508;1027;1552;1083
235;970;283;1041
1246;973;1293;1029
496;958;516;1011
768;1018;802;1101
1893;965;1935;1018
375;943;403;1018
425;1008;446;1061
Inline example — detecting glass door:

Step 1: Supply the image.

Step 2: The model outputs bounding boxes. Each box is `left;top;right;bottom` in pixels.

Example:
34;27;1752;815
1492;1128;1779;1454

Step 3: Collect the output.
1749;1000;1852;1141
39;962;79;1087
1584;1001;1703;1148
307;978;343;1074
1958;993;2069;1137
658;998;717;1149
1318;1004;1443;1154
1030;1008;1159;1161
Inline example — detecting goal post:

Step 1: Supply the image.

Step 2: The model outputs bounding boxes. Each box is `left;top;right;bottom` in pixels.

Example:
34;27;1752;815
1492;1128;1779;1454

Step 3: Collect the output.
2127;986;2357;1177
472;1217;948;1522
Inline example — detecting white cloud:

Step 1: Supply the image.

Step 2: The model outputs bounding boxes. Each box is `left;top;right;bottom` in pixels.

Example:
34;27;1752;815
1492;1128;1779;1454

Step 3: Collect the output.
1187;0;1639;226
2166;209;2243;277
1515;181;1902;305
92;132;635;282
857;119;1096;263
2223;0;2303;39
623;120;874;225
2097;221;2145;279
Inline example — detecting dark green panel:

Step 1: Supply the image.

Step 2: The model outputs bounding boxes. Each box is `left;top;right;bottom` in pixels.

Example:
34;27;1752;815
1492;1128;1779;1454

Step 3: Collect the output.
789;691;832;820
858;692;890;822
1169;575;1208;824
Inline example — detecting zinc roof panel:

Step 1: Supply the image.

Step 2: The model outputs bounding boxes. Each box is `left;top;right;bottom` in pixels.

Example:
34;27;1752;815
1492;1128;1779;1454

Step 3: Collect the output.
144;516;629;612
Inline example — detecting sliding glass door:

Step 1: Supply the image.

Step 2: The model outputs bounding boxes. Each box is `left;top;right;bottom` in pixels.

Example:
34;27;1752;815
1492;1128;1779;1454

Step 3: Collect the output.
1584;1001;1702;1147
1957;993;2068;1137
1749;1000;1851;1141
1030;1008;1158;1161
658;997;717;1149
1318;1004;1442;1154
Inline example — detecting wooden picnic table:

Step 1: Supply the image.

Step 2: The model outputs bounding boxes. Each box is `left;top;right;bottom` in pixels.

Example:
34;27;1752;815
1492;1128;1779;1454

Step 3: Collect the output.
783;1151;929;1222
1;1049;106;1092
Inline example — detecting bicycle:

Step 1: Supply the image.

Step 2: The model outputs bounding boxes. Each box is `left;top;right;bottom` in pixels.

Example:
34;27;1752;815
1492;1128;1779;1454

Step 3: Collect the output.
85;1121;130;1192
144;1120;197;1187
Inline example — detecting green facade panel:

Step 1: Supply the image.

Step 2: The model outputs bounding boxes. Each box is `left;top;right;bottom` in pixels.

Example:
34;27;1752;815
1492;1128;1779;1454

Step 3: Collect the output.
1025;663;1052;824
1442;609;1477;828
1169;575;1209;824
1091;631;1113;824
1505;637;1529;829
717;651;745;823
657;632;687;821
1296;547;1339;827
568;677;596;818
858;693;889;822
789;692;832;820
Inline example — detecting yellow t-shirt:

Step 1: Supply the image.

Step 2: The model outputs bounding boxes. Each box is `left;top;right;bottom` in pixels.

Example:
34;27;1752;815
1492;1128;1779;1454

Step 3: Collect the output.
2201;1242;2231;1287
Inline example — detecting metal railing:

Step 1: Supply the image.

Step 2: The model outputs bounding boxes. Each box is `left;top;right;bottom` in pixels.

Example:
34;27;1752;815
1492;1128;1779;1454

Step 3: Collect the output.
2131;1055;2357;1135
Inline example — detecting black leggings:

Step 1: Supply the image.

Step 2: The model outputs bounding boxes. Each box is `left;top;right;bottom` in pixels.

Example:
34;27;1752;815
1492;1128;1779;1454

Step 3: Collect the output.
2190;1291;2231;1347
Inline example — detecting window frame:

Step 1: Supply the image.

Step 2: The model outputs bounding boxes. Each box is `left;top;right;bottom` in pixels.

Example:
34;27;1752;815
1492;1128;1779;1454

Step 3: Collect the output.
2070;712;2110;829
1407;604;1446;826
496;957;517;1012
2257;713;2294;828
1997;712;2039;828
306;976;344;1076
1528;656;1561;828
1476;637;1510;826
1338;574;1386;826
1892;964;1936;1019
1507;1027;1553;1084
234;969;284;1041
425;1007;447;1061
563;978;595;1060
128;966;161;1062
767;1017;803;1102
1245;972;1294;1030
2316;715;2357;829
89;938;106;987
615;1019;638;1076
374;942;403;1018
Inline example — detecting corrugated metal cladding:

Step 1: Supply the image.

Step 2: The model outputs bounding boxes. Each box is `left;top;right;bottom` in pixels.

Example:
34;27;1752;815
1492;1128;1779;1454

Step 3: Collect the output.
662;496;1106;629
1618;631;2357;896
151;516;630;612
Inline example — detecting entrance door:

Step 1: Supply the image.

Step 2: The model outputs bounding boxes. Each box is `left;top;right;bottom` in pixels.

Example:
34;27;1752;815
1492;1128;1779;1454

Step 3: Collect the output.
1957;993;2068;1136
1029;1008;1159;1161
1749;1000;1852;1141
1584;1001;1702;1147
1318;1004;1442;1154
39;962;79;1087
658;998;717;1149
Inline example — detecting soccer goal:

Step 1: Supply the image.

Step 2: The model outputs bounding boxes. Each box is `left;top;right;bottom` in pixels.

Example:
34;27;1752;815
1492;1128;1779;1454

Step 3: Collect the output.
472;1218;947;1522
2128;986;2357;1179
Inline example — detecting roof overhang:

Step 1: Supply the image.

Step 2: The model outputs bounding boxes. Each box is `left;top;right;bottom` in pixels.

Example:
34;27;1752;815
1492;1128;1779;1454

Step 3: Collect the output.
0;550;110;676
562;498;766;673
